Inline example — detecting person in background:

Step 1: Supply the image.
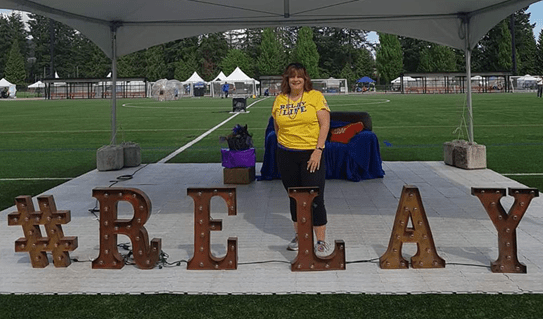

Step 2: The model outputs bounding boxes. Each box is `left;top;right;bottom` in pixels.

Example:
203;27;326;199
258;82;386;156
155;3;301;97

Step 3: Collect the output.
537;79;542;98
271;62;331;257
223;82;230;98
1;87;9;98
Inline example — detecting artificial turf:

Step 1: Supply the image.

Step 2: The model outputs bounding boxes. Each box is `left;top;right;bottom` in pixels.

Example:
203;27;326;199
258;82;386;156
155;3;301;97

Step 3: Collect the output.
1;93;542;318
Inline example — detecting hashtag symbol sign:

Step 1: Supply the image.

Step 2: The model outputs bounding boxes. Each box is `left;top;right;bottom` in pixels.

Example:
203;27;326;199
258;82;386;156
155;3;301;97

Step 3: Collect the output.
7;195;78;268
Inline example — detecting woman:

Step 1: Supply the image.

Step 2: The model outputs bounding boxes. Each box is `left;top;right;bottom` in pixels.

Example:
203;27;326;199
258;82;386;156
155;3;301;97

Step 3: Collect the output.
271;62;331;257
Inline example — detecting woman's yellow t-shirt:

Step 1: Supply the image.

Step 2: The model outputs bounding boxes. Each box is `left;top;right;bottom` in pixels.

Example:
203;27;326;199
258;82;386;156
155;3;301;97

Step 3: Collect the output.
271;90;330;150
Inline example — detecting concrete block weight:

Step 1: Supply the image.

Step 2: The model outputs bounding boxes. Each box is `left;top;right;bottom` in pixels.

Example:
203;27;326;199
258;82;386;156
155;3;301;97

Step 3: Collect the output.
443;140;486;169
122;142;141;167
96;145;124;171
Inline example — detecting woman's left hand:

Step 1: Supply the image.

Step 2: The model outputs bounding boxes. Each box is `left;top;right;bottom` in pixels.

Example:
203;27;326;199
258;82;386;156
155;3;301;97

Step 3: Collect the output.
307;150;322;173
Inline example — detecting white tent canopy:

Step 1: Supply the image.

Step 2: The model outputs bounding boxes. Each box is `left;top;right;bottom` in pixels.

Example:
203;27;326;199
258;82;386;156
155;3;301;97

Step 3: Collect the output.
517;74;539;82
391;76;417;83
0;0;536;143
224;67;253;82
0;78;13;88
0;78;16;97
517;74;540;89
210;71;228;98
224;67;258;96
183;72;206;84
181;72;207;97
28;80;45;88
211;71;227;83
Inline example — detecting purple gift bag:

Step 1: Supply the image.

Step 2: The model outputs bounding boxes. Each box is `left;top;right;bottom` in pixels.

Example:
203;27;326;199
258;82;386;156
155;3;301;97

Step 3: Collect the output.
221;148;256;168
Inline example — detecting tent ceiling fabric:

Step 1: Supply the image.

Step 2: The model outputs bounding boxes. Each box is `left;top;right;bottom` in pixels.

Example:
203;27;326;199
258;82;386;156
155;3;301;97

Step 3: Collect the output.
0;0;539;57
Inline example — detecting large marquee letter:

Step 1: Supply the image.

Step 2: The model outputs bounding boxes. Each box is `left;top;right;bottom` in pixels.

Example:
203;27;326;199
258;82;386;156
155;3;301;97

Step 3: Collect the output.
187;187;237;270
289;187;346;271
472;187;539;273
380;186;445;269
92;188;161;269
8;195;78;268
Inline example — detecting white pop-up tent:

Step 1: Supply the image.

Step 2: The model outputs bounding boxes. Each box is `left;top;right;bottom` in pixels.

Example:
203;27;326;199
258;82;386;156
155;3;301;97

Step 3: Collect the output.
210;71;227;98
0;78;16;98
0;0;537;143
223;67;258;96
182;72;207;97
391;76;417;83
183;72;206;84
517;74;539;89
28;80;45;89
212;71;227;83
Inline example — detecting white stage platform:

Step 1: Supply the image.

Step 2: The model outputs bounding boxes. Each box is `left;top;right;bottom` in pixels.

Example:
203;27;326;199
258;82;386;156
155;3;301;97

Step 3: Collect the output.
1;162;542;295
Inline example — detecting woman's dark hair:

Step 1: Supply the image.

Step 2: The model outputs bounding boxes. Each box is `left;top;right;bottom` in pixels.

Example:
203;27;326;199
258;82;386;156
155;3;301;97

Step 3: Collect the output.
280;62;313;95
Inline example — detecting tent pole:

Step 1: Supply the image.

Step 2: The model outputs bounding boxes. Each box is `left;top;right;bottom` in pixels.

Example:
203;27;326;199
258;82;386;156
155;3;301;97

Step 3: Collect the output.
464;16;474;144
110;23;119;145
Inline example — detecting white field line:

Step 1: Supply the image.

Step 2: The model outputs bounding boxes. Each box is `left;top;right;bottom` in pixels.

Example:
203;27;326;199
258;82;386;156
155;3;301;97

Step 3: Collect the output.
502;173;543;176
157;97;270;163
0;177;74;181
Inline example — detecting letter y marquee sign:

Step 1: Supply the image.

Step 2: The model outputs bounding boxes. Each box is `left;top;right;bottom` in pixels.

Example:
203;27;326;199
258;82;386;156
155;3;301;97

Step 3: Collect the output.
472;188;539;273
6;185;539;273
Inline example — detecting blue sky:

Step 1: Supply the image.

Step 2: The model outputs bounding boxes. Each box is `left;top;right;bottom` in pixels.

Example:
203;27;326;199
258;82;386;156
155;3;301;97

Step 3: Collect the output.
530;0;543;39
2;3;543;43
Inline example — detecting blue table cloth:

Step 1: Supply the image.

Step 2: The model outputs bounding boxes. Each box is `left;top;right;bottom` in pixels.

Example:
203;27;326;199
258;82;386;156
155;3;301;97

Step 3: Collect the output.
259;117;385;182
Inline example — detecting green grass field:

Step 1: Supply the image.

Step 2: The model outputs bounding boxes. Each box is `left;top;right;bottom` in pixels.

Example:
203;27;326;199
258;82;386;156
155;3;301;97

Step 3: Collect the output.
2;93;542;211
1;93;543;317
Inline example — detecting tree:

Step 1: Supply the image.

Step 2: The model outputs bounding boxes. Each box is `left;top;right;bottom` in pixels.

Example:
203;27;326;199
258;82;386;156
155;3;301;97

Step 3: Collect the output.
277;26;299;61
239;28;262;77
339;63;356;92
4;39;26;85
417;46;432;73
72;33;109;78
400;37;425;73
0;16;10;77
313;27;370;79
163;37;198;79
472;10;534;74
145;44;167;81
198;33;229;81
417;44;457;72
352;47;374;80
293;27;319;78
0;13;27;79
117;50;146;78
219;49;253;76
512;9;537;75
27;13;51;79
497;20;512;71
535;29;543;75
174;52;199;81
27;14;77;79
376;33;403;83
257;28;286;76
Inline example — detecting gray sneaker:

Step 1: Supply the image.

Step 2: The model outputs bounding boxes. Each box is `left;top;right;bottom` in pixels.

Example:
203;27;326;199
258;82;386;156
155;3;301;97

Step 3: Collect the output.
287;236;298;251
315;240;330;257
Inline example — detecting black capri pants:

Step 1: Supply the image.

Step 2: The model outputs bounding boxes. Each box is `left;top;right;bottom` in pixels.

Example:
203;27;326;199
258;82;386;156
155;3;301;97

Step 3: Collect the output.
276;147;327;226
